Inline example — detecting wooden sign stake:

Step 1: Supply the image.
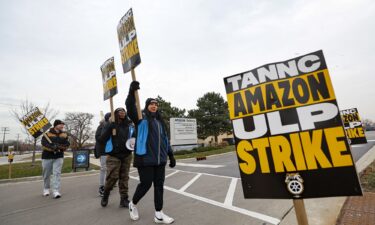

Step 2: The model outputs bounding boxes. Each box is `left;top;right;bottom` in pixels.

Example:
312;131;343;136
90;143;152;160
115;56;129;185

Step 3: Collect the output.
43;133;52;144
109;97;116;135
293;199;309;225
131;69;143;120
8;162;12;179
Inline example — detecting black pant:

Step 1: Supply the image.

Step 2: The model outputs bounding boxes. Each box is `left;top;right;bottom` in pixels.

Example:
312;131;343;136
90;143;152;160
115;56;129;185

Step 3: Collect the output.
132;165;165;211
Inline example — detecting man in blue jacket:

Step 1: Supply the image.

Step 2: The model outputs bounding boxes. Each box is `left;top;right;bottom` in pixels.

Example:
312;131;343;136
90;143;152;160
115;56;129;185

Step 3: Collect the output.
126;81;176;224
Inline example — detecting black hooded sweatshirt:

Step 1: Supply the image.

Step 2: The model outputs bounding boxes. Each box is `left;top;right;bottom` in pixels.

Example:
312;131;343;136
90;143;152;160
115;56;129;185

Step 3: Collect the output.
98;111;133;159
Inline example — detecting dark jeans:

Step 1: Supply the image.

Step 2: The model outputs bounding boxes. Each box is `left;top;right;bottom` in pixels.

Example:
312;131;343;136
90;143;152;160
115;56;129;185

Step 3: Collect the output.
132;165;166;211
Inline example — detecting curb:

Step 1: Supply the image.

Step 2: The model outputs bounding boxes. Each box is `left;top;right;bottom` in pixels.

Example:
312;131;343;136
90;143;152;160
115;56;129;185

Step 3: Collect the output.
176;149;236;162
0;170;99;185
355;145;375;173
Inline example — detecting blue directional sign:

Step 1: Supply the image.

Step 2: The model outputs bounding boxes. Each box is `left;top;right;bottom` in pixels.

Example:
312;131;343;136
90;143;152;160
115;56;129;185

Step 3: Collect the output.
73;149;90;171
77;154;86;163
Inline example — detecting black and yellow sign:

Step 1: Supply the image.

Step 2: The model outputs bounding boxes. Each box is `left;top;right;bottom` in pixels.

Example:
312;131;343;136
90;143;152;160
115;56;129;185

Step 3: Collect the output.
224;50;362;199
20;107;52;138
341;108;367;145
101;57;118;101
117;8;141;73
8;146;14;163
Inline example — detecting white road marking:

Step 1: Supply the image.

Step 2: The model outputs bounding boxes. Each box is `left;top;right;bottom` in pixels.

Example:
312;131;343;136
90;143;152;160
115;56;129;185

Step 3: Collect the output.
177;151;235;162
164;185;280;225
130;175;139;181
177;162;225;168
165;170;179;178
179;173;202;192
0;173;99;187
2;170;279;224
172;168;237;179
224;178;238;206
129;173;279;224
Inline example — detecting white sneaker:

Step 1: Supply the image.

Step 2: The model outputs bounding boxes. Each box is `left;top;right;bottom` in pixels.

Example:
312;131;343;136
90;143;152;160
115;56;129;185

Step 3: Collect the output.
53;191;61;199
43;189;50;196
154;211;174;224
129;201;139;221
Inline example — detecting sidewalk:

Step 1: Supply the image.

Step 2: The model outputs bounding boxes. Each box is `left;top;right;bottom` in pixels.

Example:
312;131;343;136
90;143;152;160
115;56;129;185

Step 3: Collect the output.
336;192;375;225
0;152;75;166
280;145;375;225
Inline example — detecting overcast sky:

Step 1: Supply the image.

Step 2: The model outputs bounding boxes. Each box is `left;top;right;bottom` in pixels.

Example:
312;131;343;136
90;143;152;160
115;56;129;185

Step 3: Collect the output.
0;0;374;141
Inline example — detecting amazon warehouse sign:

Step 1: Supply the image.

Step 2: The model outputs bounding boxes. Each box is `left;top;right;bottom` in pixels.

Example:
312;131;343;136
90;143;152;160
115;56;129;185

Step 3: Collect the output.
224;50;362;199
170;118;198;150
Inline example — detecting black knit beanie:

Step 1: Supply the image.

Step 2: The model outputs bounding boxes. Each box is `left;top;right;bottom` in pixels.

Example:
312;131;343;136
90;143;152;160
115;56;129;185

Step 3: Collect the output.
104;112;111;122
53;119;65;127
114;107;126;115
144;98;157;111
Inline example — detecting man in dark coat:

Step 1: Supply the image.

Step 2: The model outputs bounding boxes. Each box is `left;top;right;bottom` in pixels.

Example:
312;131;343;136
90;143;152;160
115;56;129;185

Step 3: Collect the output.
98;108;134;208
41;119;70;199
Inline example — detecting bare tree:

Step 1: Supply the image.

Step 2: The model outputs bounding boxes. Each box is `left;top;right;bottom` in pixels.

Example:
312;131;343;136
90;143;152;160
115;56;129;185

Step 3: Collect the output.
363;119;375;131
64;112;94;150
11;99;59;165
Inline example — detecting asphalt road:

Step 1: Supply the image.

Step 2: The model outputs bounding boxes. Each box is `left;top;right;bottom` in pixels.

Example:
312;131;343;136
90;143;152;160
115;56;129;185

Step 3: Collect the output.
0;131;374;225
349;131;375;161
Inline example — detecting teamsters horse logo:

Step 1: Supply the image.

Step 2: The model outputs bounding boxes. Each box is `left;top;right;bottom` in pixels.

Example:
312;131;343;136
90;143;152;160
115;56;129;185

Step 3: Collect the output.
285;173;304;197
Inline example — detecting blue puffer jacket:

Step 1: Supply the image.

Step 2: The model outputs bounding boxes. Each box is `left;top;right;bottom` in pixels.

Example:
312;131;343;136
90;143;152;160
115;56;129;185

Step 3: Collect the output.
126;93;173;167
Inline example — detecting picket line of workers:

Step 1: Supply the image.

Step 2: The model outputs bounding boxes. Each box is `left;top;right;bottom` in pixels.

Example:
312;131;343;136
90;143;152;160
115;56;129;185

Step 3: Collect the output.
41;81;177;224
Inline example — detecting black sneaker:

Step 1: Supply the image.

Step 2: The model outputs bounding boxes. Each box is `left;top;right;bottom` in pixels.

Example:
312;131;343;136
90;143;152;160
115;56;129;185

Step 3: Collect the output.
99;186;104;197
120;197;130;208
101;191;110;207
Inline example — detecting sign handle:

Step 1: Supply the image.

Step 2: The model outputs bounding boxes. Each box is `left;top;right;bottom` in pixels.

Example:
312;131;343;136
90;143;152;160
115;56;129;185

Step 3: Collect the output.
9;162;12;179
131;69;143;120
43;133;52;144
293;199;309;225
100;110;104;120
109;97;117;135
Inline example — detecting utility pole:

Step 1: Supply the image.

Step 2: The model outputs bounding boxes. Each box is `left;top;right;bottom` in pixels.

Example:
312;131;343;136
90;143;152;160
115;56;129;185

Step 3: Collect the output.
1;127;10;156
16;133;20;154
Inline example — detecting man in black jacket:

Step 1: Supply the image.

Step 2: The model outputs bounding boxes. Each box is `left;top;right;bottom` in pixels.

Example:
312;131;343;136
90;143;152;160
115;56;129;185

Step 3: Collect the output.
41;120;70;199
98;108;134;208
94;112;111;197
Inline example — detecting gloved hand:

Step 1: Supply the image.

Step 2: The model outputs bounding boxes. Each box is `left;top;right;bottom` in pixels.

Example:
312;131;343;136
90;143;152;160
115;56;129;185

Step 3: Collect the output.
129;81;140;92
59;145;68;151
51;143;59;153
168;153;176;168
51;143;59;151
109;122;116;129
